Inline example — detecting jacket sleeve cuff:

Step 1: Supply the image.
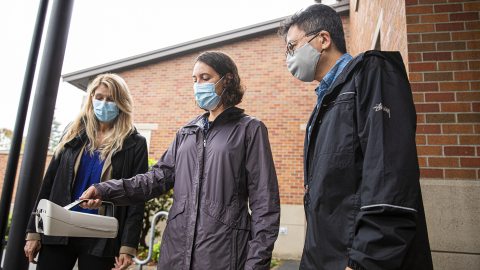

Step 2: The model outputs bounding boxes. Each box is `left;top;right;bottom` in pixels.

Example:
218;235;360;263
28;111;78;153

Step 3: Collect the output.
119;246;136;257
93;183;110;201
348;258;368;270
25;233;41;241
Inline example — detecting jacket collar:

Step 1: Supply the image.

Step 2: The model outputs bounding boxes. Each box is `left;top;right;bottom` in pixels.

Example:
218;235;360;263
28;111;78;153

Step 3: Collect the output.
185;106;245;129
322;50;406;101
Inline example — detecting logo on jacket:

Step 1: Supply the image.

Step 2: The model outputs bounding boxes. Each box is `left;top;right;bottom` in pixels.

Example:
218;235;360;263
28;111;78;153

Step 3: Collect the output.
373;103;391;118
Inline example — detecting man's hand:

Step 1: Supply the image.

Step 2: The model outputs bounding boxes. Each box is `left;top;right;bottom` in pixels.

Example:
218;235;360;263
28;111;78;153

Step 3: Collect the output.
112;254;133;270
24;240;41;264
79;186;102;209
346;267;353;270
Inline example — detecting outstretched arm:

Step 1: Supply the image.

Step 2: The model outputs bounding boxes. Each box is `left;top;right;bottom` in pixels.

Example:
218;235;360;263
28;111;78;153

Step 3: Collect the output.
81;134;178;208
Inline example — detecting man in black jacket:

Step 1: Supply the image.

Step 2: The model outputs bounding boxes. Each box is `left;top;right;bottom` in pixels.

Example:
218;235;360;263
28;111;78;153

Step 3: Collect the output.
278;4;433;270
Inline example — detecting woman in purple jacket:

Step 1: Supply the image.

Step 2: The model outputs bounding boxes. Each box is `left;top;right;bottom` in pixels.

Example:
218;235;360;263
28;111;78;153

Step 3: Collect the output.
81;51;280;270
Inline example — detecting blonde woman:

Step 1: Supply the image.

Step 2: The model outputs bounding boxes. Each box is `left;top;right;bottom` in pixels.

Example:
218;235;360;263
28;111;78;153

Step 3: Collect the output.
24;74;147;270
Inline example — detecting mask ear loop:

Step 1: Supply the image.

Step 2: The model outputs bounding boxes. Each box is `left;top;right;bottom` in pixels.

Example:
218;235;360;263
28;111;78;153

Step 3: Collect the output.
215;75;229;110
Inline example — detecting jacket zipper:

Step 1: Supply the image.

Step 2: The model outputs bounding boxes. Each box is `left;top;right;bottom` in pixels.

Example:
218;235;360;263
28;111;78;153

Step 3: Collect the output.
234;229;238;269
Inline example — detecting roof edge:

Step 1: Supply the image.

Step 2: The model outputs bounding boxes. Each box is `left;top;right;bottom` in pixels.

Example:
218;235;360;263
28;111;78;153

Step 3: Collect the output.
63;2;351;91
62;16;290;90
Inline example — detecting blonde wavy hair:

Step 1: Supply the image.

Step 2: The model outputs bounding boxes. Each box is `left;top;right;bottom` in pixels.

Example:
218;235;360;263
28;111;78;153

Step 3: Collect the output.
55;73;135;161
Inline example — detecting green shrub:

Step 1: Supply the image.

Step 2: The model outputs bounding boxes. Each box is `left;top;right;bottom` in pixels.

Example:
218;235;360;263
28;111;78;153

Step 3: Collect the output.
137;242;161;262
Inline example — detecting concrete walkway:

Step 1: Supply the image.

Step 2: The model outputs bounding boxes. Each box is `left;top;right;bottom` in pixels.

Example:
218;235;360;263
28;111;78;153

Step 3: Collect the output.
277;261;301;270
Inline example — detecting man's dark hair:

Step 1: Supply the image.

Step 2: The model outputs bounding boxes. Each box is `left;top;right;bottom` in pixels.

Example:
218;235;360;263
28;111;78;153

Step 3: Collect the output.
195;51;245;109
278;4;347;54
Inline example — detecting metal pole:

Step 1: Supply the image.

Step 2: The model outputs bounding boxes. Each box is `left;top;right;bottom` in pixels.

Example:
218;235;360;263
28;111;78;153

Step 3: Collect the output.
0;1;49;267
3;0;74;269
133;211;168;270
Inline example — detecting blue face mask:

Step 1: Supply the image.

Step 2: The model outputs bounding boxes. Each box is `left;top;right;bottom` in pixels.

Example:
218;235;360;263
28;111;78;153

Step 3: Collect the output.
92;100;119;123
194;76;225;110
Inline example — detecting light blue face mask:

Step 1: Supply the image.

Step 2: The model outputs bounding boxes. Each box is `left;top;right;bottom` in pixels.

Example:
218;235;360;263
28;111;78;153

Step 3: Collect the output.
194;75;225;110
92;100;119;123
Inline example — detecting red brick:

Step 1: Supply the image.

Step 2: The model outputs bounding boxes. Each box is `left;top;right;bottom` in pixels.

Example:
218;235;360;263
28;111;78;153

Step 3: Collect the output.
413;93;425;102
424;72;453;81
467;41;480;50
418;157;427;167
407;5;434;15
440;82;469;91
466;21;480;30
418;114;425;123
423;52;452;61
407;15;420;24
422;32;450;41
445;146;475;156
460;157;480;167
445;169;476;179
444;146;475;156
406;0;418;5
441;103;471;112
429;157;459;167
409;73;423;82
455;71;480;80
425;114;456;123
437;42;466;51
422;13;449;22
434;4;463;13
415;103;440;112
476;124;480;132
419;0;446;4
408;34;421;43
450;12;479;21
407;24;435;33
411;82;438;92
438;61;468;71
458;113;480;123
417;124;441;133
464;3;480;11
457;92;480;101
443;124;473;134
474;103;480;112
425;92;454;101
454;51;480;60
420;168;443;178
452;31;480;41
427;135;458;144
409;62;437;71
460;135;480;144
436;22;465;32
416;135;427;144
408;43;436;52
408;53;422;62
470;61;480;69
417;146;443;155
472;82;480;90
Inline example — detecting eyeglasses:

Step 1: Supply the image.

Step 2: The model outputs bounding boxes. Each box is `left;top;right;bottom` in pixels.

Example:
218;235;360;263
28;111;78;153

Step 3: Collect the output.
285;30;323;57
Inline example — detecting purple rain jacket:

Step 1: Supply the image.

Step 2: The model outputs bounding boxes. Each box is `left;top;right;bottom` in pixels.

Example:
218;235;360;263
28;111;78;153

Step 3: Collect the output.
94;107;280;270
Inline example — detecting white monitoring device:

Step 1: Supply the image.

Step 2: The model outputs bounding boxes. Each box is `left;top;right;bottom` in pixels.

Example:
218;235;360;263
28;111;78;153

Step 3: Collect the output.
34;199;118;238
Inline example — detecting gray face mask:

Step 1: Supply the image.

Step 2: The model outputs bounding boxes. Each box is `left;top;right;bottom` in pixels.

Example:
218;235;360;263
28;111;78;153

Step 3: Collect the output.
286;42;323;82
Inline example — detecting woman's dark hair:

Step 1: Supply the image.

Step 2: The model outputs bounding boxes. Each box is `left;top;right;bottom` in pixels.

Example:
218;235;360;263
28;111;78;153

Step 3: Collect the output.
278;4;347;54
195;51;245;109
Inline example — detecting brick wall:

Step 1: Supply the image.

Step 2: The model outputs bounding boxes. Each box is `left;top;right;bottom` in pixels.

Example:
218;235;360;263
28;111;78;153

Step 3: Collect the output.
349;0;409;68
0;152;53;204
405;0;480;180
342;15;351;53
